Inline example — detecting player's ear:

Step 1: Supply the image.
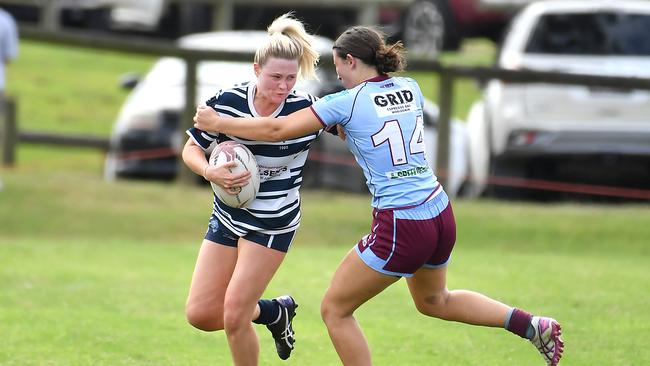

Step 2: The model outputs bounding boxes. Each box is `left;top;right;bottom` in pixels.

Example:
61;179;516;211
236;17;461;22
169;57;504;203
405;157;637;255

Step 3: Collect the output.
253;63;261;77
346;54;355;66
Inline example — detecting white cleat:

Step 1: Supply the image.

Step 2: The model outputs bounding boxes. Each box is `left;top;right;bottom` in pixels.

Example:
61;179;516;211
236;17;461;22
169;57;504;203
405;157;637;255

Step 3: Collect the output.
530;316;564;365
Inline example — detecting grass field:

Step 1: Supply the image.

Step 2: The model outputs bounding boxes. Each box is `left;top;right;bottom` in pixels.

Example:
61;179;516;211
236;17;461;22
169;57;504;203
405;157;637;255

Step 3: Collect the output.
2;161;650;365
2;38;649;365
6;41;155;136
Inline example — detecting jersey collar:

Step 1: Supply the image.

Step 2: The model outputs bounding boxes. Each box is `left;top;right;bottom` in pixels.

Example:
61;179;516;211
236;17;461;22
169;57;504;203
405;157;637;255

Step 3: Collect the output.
365;74;390;83
247;83;286;118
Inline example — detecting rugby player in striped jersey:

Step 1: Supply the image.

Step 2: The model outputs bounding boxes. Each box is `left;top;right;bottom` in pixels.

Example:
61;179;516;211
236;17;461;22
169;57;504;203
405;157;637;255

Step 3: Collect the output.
182;13;326;365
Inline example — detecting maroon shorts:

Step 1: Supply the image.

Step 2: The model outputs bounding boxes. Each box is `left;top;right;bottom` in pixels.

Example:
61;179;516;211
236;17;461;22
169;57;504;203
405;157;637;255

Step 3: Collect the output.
356;190;456;277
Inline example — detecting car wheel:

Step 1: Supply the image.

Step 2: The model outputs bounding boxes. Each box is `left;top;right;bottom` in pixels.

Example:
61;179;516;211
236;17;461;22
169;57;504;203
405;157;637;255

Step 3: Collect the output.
402;0;460;59
488;157;539;200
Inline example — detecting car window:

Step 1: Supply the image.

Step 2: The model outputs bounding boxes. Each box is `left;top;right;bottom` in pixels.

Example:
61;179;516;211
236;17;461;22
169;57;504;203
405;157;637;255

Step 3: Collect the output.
524;12;650;56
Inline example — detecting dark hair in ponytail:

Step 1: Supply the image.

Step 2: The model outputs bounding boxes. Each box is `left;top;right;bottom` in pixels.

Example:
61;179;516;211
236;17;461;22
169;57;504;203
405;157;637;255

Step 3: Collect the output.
333;26;406;74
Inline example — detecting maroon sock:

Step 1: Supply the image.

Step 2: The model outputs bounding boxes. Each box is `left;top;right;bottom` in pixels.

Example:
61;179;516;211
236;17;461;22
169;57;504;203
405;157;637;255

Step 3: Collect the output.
506;308;533;339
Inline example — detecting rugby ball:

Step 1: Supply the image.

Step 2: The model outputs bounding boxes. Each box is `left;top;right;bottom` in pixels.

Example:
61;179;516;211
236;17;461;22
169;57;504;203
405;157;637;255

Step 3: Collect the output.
209;141;260;208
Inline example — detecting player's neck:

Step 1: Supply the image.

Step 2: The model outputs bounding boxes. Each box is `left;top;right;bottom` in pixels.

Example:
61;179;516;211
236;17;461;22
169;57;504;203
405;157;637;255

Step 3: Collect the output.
253;93;282;117
254;101;279;117
352;65;381;87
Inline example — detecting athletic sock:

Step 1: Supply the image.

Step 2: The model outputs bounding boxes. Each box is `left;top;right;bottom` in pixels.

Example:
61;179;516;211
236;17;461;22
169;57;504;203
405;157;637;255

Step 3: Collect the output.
505;307;534;339
252;299;280;325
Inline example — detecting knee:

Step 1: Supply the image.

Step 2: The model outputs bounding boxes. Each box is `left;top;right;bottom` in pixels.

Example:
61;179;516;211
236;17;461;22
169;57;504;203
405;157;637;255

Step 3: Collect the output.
320;298;333;325
185;303;224;332
414;290;450;317
320;295;347;327
222;298;252;334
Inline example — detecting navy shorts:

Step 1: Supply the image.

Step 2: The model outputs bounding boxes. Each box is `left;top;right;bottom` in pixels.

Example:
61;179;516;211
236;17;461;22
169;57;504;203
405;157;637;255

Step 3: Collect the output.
355;190;456;277
205;216;296;253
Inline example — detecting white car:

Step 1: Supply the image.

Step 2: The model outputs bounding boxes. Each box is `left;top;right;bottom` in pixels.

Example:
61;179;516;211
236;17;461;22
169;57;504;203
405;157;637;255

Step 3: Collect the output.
104;30;470;196
467;0;650;198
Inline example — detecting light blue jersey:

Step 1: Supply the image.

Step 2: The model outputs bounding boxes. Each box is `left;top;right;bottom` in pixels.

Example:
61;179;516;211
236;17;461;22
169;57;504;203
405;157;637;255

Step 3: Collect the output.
311;75;439;209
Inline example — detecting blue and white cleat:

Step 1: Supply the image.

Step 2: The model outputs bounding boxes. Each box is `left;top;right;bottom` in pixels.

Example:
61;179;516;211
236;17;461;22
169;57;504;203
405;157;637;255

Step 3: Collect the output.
266;295;298;360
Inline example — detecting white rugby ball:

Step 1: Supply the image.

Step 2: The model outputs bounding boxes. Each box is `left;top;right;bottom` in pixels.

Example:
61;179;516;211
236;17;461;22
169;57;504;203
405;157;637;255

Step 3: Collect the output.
209;140;260;208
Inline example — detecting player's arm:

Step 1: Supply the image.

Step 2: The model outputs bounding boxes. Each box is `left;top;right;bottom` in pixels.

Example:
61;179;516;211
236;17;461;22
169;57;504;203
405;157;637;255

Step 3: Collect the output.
181;138;211;179
194;106;322;142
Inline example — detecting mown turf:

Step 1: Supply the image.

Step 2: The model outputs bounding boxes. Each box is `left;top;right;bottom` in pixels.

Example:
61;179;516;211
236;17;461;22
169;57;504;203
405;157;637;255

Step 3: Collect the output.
1;164;649;365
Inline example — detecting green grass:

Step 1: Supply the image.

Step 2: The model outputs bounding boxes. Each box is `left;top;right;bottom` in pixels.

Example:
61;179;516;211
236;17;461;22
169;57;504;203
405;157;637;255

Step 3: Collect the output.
6;40;155;136
2;161;650;365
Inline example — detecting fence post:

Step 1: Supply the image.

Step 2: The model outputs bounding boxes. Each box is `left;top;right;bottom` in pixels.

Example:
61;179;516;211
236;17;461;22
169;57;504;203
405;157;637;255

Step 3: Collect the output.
212;0;234;31
1;96;17;167
436;71;454;191
41;0;63;31
177;57;198;184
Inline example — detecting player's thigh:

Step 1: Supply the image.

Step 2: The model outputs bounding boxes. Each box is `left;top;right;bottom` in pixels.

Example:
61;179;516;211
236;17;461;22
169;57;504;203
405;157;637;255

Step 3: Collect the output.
186;240;238;311
322;248;399;317
224;238;287;313
405;266;448;307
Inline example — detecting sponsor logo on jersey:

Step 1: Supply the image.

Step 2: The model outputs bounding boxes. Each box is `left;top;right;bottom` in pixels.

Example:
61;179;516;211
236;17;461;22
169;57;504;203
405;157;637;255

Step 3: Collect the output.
258;165;289;182
370;88;416;117
386;165;430;179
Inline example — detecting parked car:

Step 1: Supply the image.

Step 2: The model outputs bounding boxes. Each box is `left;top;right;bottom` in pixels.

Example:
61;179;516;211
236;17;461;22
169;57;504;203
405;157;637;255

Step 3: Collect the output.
401;0;514;58
466;0;650;198
104;30;471;196
223;0;514;59
0;0;213;37
479;0;539;10
4;0;515;59
213;0;515;59
0;0;137;31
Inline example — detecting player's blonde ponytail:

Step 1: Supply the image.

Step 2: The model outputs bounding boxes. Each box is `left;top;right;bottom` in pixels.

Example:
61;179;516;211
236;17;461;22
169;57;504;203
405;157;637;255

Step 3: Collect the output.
255;12;319;80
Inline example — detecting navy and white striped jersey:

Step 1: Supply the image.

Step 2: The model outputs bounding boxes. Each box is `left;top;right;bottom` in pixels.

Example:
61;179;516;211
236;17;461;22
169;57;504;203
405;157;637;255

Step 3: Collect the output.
187;81;320;235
